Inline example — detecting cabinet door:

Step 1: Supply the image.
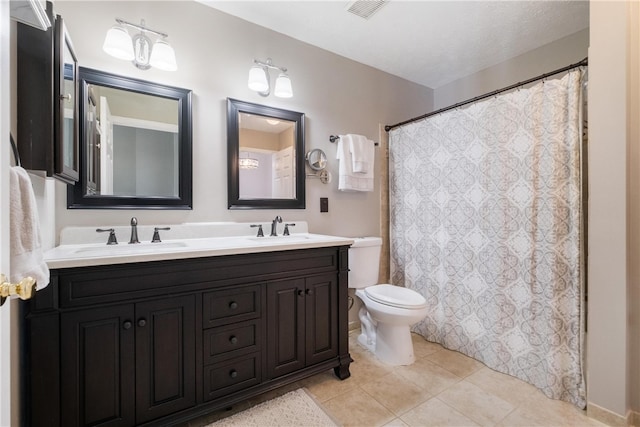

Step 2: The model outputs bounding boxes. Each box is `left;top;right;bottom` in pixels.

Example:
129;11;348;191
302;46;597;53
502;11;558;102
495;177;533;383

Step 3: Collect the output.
135;295;196;424
60;304;135;427
305;274;339;366
266;278;306;378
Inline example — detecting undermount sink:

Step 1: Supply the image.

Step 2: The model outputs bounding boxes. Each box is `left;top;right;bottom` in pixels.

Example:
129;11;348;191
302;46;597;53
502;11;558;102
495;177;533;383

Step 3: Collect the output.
72;241;188;256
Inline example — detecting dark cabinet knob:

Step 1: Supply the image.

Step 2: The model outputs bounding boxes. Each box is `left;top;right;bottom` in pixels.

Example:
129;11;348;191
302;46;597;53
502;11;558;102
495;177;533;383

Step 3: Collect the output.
229;369;238;379
137;318;147;327
306;288;313;295
229;301;238;310
229;336;238;345
123;321;132;330
297;289;303;296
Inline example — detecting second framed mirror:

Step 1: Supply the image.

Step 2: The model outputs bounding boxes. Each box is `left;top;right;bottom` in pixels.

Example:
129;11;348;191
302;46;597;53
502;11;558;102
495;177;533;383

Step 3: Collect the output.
227;98;305;209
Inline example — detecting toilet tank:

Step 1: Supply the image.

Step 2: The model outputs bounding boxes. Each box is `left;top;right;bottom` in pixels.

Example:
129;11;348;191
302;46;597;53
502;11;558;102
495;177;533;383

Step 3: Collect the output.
348;237;383;289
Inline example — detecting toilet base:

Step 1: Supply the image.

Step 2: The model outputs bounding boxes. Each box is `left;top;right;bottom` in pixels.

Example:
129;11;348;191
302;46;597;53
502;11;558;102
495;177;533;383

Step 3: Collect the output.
374;323;416;366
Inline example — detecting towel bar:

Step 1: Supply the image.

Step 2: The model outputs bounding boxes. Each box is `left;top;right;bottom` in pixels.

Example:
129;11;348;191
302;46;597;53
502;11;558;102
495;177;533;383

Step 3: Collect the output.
329;135;378;146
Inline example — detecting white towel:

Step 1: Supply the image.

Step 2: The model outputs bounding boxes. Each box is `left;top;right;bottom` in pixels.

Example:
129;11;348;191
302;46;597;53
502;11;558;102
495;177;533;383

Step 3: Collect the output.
9;167;49;289
348;134;374;174
336;135;374;192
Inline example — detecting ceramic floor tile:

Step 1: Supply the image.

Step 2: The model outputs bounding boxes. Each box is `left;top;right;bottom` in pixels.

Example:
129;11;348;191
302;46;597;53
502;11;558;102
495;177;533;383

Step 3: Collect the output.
437;380;514;426
348;348;396;384
395;356;462;395
322;387;396;427
424;348;484;378
400;397;480;427
359;371;432;416
382;418;410;427
525;391;609;426
465;366;540;408
410;333;442;358
301;371;358;403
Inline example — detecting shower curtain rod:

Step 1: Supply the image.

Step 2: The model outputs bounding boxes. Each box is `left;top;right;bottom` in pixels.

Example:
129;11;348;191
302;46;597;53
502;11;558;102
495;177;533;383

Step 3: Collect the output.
384;57;588;132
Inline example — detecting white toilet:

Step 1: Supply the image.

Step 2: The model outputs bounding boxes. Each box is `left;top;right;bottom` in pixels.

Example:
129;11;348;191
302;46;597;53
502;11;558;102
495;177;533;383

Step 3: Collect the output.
349;237;428;366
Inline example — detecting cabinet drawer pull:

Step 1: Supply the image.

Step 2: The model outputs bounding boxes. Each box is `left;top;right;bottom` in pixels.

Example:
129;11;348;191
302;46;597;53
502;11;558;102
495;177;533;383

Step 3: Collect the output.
229;301;238;310
123;321;132;330
137;318;147;327
305;288;313;295
229;336;238;345
229;369;238;379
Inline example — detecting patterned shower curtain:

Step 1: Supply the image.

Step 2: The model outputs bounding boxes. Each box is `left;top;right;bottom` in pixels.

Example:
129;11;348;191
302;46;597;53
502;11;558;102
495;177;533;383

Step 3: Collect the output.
389;70;586;408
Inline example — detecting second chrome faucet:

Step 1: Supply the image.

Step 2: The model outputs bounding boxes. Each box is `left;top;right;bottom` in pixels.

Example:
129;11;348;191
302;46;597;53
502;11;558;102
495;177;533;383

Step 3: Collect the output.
129;217;139;244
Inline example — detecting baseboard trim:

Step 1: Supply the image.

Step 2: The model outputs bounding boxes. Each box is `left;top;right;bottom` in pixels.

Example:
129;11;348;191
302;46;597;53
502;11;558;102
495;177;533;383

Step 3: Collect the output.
587;402;627;426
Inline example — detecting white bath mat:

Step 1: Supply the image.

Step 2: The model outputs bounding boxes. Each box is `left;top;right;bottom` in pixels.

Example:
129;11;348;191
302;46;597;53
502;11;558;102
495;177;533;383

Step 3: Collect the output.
206;388;339;427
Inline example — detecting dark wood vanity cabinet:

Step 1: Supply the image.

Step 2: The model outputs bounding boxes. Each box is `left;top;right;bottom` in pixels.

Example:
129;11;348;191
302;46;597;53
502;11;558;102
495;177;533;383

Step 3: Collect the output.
17;1;79;183
21;246;351;427
60;296;196;426
266;274;338;379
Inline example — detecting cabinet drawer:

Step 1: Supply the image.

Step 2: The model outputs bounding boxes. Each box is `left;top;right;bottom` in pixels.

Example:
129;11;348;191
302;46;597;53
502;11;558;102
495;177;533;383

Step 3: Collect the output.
203;354;261;401
204;321;260;364
203;285;261;327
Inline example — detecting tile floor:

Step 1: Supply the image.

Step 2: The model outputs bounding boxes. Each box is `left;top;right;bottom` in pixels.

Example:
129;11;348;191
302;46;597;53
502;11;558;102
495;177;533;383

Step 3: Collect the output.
189;331;607;427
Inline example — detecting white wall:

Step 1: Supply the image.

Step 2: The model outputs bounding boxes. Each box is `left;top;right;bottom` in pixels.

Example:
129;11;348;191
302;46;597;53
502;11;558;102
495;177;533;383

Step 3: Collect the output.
434;28;588;109
588;1;631;422
47;1;433;240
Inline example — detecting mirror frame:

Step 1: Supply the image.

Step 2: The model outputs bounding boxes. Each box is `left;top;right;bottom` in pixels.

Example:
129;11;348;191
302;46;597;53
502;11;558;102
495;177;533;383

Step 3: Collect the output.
68;67;193;209
227;98;305;209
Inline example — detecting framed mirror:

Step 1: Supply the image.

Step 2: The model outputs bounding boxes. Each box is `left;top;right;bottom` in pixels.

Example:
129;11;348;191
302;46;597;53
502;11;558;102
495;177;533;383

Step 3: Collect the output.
68;67;192;209
227;98;305;209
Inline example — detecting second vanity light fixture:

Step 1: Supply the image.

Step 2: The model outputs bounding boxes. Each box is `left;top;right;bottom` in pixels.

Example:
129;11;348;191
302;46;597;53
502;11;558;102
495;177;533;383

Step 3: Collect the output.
248;58;293;98
103;18;177;71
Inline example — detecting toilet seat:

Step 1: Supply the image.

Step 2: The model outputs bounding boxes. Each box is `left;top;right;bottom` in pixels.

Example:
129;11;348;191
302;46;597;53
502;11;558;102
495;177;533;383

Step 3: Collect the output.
364;284;427;309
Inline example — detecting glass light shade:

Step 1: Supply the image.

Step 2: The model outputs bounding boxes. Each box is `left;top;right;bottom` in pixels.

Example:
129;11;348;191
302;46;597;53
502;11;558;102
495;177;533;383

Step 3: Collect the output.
103;25;134;60
274;73;293;98
150;39;178;71
248;66;269;92
239;157;260;169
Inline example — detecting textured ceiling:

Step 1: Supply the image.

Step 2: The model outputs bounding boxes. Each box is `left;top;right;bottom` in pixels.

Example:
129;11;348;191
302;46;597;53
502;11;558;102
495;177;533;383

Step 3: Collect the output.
199;1;589;89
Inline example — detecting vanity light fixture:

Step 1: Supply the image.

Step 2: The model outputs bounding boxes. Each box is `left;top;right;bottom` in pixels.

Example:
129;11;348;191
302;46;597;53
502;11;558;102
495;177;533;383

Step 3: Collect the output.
103;18;177;71
248;58;293;98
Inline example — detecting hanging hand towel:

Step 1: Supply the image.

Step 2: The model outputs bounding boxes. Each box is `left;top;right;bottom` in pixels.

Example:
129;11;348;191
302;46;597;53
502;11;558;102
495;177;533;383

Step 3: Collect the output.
347;134;374;174
9;166;49;289
336;135;374;192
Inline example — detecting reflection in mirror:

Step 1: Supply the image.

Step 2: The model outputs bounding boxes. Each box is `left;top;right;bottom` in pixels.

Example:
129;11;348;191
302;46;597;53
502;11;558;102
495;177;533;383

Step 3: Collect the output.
85;85;179;197
68;67;192;209
239;113;296;199
227;98;305;209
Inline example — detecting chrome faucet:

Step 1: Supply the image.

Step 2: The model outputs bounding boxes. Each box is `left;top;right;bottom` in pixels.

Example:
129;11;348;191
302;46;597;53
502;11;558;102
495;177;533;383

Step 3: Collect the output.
270;215;283;236
129;217;140;244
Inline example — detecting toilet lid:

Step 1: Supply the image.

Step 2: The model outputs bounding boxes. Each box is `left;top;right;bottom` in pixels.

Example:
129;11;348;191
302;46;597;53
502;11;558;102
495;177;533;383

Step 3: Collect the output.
364;284;427;309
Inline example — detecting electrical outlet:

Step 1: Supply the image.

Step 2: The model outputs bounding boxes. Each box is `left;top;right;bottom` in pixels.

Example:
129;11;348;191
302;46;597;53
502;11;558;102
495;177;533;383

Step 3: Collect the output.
320;197;329;213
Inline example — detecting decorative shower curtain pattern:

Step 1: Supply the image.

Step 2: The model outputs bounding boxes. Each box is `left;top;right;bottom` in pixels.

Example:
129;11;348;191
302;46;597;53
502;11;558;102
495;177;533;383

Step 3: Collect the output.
389;71;585;407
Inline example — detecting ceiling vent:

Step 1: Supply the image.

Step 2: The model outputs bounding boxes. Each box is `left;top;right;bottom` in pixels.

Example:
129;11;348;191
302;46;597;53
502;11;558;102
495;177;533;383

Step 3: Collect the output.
346;0;388;20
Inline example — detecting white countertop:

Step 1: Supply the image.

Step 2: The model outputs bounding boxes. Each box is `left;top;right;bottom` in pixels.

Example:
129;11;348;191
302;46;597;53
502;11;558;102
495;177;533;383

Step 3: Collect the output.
44;232;355;269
